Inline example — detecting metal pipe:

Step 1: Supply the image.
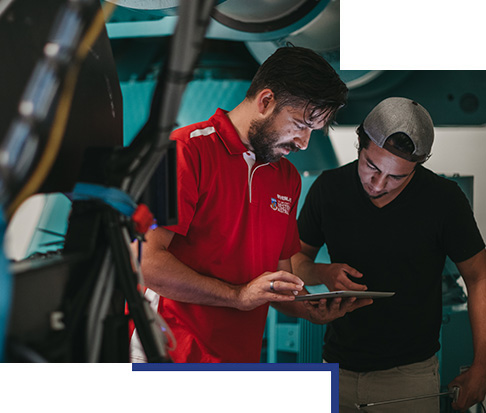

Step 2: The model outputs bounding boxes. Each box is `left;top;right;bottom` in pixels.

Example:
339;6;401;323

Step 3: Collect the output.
355;386;459;410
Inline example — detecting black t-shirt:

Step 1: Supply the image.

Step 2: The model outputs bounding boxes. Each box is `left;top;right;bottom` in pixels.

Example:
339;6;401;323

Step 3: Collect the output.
298;160;485;371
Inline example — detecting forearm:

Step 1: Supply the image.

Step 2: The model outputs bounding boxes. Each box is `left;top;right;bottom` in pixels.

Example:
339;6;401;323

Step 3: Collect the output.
449;250;486;410
292;252;327;285
141;249;304;312
458;250;486;372
141;248;239;308
467;278;486;371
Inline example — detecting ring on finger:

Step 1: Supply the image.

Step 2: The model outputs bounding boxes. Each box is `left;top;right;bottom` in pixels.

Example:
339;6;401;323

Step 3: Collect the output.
270;280;275;292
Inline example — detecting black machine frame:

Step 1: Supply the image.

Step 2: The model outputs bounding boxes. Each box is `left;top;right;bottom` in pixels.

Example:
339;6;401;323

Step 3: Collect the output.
2;0;218;363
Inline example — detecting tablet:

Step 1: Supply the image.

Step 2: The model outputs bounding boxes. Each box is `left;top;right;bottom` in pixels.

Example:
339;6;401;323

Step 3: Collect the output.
294;290;395;301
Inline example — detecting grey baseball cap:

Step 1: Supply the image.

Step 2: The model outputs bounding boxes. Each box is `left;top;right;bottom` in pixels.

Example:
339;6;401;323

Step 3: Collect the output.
363;97;434;162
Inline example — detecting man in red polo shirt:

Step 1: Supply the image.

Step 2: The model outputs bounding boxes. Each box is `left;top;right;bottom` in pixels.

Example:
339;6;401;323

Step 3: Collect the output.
132;46;372;362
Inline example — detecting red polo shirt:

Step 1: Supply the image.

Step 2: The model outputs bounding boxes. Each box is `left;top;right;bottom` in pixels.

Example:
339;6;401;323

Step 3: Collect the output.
159;108;301;362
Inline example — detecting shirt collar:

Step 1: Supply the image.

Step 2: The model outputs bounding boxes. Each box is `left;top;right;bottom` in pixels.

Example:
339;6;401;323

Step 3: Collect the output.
210;108;277;169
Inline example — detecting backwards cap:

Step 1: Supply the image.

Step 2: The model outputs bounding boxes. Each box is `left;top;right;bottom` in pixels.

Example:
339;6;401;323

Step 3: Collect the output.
363;97;434;162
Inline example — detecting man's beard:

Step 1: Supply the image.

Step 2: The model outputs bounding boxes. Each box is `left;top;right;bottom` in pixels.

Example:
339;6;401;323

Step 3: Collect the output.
248;116;298;163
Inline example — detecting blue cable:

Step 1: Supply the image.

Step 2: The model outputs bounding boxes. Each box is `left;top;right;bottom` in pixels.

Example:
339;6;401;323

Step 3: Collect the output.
0;209;12;362
72;182;137;217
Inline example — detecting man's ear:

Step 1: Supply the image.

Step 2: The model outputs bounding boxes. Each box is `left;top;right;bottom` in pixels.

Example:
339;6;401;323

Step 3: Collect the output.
256;88;276;116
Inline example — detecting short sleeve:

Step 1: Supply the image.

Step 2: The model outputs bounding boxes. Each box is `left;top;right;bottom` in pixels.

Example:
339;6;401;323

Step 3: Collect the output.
164;138;200;236
297;173;327;248
442;182;485;263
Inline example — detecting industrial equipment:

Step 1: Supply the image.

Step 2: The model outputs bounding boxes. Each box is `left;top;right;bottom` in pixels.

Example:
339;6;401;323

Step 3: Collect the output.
1;0;217;363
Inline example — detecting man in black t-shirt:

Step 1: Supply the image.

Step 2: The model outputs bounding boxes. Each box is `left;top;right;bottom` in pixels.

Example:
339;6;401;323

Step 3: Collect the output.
293;97;486;412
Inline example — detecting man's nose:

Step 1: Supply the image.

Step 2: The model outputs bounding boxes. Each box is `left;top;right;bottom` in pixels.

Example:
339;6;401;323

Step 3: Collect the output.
371;174;387;191
294;130;311;150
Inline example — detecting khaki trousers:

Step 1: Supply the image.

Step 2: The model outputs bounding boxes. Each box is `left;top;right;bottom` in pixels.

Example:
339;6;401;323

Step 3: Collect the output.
326;356;440;413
